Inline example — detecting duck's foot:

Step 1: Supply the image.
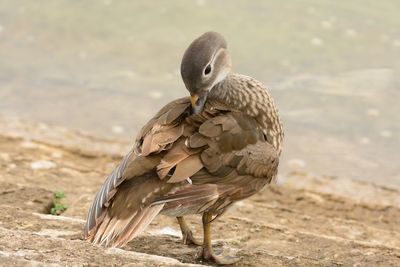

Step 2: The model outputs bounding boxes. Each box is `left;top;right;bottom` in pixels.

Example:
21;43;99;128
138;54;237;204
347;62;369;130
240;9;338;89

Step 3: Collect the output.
177;217;202;246
182;229;203;246
200;212;240;265
201;246;240;265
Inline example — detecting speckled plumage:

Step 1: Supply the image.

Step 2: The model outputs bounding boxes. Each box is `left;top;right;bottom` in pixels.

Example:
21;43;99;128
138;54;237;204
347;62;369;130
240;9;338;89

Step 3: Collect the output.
83;31;284;265
210;73;284;154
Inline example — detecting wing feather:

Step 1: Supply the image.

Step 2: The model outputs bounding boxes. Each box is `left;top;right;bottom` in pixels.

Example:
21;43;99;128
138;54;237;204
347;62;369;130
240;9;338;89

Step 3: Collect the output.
167;155;203;183
84;150;134;238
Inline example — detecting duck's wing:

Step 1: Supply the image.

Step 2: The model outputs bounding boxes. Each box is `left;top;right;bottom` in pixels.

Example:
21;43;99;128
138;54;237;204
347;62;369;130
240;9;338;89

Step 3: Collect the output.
154;101;280;216
84;97;279;246
83;98;192;245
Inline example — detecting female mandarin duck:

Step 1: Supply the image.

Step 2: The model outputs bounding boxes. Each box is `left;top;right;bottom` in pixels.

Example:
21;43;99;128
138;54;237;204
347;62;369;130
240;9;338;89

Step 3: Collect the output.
83;31;284;265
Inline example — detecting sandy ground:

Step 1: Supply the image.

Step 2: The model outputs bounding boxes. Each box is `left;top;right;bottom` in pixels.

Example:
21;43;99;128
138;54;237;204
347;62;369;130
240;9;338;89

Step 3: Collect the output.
0;116;399;266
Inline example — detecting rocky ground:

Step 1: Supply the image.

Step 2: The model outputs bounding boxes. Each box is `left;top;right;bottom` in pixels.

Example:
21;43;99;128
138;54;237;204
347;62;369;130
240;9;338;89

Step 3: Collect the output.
0;116;399;267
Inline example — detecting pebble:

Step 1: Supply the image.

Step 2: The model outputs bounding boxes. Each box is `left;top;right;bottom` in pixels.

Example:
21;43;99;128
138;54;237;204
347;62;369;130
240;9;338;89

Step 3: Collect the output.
30;160;56;170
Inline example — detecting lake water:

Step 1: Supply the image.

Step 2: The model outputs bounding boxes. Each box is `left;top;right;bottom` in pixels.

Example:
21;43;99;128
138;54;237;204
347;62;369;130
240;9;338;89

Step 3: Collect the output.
0;1;399;185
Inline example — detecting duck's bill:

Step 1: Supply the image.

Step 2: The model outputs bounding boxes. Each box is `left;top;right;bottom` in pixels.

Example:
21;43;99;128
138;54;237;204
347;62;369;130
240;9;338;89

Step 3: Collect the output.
190;91;208;114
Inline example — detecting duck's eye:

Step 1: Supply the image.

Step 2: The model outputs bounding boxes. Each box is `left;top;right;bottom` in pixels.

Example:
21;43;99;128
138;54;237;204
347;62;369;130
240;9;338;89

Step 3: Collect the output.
204;64;212;75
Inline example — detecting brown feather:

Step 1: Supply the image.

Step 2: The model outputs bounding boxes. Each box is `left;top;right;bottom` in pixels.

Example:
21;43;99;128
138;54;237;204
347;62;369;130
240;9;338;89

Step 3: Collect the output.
156;140;190;179
134;97;191;155
188;132;208;148
156;139;202;179
141;124;184;156
167;155;203;183
198;118;223;137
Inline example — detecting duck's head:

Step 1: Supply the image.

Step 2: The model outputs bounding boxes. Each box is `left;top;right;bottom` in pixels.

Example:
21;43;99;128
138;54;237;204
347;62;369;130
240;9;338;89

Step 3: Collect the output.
181;31;232;113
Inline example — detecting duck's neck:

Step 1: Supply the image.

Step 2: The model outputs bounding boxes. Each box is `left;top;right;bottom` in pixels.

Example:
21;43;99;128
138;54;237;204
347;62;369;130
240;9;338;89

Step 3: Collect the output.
209;73;284;154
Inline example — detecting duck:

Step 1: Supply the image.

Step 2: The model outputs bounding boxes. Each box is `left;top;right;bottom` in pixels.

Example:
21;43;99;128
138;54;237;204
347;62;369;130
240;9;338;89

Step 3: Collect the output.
83;31;284;265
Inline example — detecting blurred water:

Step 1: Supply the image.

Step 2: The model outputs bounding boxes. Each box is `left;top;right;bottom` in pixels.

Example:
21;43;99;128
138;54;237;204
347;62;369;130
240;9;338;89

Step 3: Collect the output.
0;1;399;185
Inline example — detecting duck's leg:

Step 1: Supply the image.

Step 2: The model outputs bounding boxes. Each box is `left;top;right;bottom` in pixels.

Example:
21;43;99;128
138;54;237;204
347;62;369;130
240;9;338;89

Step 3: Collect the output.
177;216;202;246
201;212;239;265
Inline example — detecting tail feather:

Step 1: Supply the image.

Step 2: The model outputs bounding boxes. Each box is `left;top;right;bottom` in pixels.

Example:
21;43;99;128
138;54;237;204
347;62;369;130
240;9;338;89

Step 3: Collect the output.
113;204;164;247
89;204;164;247
86;173;173;247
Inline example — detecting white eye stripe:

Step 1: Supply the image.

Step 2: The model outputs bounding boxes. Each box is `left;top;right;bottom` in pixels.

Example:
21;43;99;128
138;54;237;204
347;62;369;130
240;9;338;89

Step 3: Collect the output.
202;48;224;78
211;66;230;89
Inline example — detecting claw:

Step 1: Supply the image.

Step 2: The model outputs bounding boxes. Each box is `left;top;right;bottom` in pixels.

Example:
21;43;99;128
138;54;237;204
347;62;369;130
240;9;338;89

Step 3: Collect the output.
201;247;240;265
177;217;202;246
182;229;202;246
